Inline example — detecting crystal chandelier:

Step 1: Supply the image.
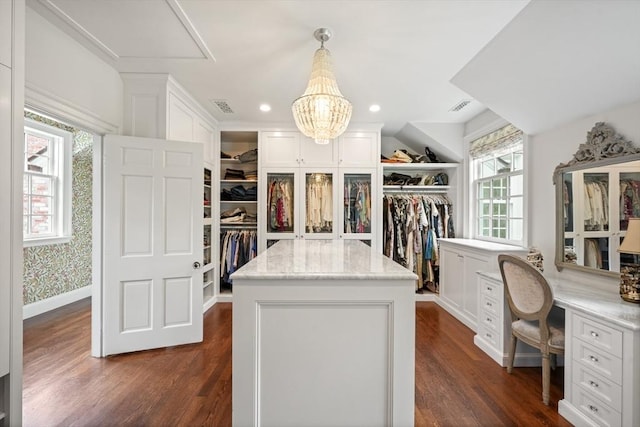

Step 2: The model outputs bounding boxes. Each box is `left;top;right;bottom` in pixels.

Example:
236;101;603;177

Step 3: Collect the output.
292;28;352;145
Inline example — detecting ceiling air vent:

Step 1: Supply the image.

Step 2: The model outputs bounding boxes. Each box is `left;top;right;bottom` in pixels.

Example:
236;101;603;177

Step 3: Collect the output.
212;99;235;114
449;99;472;113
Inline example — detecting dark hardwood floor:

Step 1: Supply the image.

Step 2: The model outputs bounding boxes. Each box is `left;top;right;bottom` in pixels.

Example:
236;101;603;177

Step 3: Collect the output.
23;299;572;426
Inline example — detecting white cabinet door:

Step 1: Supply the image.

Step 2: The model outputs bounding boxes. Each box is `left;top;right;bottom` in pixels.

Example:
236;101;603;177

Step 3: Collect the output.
0;65;10;377
0;0;10;68
440;247;464;312
194;119;216;166
102;135;203;356
338;131;379;167
462;254;488;328
300;168;338;240
261;131;300;166
299;136;337;166
338;168;376;243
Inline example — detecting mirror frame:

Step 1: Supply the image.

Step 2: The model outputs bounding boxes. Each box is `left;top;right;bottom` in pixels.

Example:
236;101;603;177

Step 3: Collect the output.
553;122;640;277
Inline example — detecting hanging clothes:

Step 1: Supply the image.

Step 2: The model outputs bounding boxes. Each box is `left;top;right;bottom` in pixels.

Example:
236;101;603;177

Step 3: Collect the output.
267;176;294;232
220;229;258;290
382;193;455;294
344;179;372;234
305;174;333;233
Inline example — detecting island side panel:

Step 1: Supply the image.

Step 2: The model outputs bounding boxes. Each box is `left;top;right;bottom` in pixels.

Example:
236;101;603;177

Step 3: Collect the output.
232;278;415;427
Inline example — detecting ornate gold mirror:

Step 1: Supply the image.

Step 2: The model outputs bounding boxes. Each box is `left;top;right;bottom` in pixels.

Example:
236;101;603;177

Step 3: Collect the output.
553;122;640;278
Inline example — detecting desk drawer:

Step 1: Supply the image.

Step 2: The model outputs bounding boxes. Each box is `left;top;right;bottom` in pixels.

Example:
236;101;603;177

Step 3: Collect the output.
477;325;499;348
480;278;501;299
479;310;500;333
572;361;622;412
480;294;500;317
573;338;622;385
573;386;621;427
572;313;623;358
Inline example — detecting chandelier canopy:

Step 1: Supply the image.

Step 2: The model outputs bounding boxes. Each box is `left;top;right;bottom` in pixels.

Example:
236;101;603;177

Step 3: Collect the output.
292;28;352;145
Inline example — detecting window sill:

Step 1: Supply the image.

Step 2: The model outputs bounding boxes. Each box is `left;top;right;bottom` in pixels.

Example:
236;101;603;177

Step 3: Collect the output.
24;236;72;248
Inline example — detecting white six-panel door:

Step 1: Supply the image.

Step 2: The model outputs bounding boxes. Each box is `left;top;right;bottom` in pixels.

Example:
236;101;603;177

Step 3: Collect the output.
102;135;203;356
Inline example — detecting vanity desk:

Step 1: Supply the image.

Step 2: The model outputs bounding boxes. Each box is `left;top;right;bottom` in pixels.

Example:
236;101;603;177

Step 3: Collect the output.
476;271;640;427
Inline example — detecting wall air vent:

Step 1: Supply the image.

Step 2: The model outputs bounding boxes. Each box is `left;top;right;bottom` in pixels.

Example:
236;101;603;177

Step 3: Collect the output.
211;99;235;114
449;99;472;112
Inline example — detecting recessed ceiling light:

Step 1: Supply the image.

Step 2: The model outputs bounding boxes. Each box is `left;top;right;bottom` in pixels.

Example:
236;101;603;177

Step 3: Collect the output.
369;104;381;112
259;104;271;112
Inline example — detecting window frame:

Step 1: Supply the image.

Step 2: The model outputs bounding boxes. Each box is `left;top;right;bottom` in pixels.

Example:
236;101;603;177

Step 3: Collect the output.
469;125;527;247
23;118;73;247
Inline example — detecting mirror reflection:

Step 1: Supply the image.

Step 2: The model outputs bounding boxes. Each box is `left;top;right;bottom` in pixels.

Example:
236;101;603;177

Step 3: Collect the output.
561;160;640;272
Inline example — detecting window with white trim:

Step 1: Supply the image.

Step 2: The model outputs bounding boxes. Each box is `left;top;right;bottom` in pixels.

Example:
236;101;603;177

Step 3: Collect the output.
23;119;72;246
471;124;524;245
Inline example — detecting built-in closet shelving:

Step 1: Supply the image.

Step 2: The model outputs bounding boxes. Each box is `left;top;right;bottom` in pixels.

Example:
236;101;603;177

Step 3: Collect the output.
203;167;215;310
216;131;259;301
381;161;459;301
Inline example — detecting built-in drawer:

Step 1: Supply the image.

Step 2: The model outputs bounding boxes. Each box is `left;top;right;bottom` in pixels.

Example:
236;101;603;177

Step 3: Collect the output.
573;313;623;358
480;278;501;300
480;294;500;317
573;386;621;427
572;361;622;412
477;325;499;348
479;310;500;334
573;338;622;385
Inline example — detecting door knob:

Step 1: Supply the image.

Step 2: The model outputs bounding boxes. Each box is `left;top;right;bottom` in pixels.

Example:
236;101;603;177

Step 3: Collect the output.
193;261;201;269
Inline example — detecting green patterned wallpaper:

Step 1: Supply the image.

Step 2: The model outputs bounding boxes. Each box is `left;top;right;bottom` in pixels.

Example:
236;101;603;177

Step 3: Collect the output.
23;112;93;305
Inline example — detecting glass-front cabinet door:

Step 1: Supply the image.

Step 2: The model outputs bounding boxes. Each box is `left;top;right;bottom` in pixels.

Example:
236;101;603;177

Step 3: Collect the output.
338;168;376;245
301;168;337;239
263;168;298;249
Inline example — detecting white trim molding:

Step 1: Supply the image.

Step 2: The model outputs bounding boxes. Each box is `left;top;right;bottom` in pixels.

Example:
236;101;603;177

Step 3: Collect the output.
23;285;91;319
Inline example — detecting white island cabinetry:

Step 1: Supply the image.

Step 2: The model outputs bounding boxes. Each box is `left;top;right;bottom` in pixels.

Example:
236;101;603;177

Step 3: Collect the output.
231;239;416;427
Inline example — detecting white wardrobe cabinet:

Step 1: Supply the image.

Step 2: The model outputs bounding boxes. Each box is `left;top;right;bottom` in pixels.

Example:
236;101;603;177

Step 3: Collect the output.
438;239;527;332
338;131;380;166
261;131;337;167
121;73;219;168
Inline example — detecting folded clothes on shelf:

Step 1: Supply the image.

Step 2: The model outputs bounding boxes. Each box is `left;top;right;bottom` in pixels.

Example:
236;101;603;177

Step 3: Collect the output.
224;168;246;180
221;185;257;201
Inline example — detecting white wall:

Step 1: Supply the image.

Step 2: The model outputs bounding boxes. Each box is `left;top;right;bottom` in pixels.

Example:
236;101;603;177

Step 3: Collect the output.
25;7;122;131
528;100;640;287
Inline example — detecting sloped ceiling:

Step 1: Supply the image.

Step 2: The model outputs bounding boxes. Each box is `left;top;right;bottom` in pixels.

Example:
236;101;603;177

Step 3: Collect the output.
451;0;640;136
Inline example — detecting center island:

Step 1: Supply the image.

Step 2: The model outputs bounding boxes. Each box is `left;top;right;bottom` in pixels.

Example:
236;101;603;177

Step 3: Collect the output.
231;239;418;427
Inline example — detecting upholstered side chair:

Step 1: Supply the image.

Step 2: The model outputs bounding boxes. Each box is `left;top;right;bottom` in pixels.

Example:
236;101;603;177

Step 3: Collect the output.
498;254;565;405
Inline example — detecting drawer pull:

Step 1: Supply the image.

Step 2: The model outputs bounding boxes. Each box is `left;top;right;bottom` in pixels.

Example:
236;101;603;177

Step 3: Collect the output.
486;302;492;307
589;381;599;388
486;317;492;322
590;331;599;338
589;355;599;363
485;333;492;339
588;405;598;413
486;286;493;291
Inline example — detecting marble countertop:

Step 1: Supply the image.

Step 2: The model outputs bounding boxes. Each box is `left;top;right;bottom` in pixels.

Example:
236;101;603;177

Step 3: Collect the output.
438;238;528;252
231;239;418;282
478;271;640;331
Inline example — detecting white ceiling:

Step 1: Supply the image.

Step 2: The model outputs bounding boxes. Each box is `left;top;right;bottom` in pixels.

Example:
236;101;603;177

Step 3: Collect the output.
28;0;640;140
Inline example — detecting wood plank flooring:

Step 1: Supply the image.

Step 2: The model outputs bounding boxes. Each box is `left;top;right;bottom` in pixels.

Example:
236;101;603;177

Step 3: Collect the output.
23;299;572;426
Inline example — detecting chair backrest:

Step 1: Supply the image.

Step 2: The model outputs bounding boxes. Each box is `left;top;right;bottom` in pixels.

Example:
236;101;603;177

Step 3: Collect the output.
498;254;554;323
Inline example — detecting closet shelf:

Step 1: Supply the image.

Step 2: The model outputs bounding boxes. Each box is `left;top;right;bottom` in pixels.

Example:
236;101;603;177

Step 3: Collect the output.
203;280;213;289
381;162;458;170
221;158;257;164
220;222;258;228
220;179;258;184
383;185;450;193
220;200;257;204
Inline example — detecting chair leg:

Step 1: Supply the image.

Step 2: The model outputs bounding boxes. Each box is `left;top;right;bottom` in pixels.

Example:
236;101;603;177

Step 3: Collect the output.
507;334;517;374
550;353;557;370
542;352;550;405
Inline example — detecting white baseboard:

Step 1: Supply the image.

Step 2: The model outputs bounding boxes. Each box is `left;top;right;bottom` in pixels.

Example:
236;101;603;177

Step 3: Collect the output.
23;286;92;319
